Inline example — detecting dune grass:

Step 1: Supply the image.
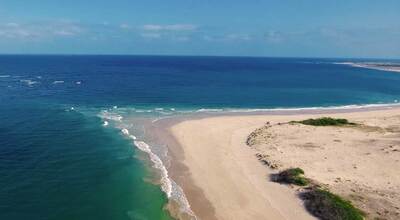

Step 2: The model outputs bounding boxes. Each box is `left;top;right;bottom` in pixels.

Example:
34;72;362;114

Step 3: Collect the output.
292;117;356;126
302;188;365;220
275;167;365;219
276;168;309;186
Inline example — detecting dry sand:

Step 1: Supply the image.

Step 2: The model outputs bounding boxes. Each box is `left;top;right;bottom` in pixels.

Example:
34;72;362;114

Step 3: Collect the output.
166;108;400;220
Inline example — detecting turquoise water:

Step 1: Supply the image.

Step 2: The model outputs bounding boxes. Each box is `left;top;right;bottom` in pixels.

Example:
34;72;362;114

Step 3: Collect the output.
0;103;173;220
1;55;400;220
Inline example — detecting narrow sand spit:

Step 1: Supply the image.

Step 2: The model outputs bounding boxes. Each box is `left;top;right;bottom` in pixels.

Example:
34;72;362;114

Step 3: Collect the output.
167;108;400;220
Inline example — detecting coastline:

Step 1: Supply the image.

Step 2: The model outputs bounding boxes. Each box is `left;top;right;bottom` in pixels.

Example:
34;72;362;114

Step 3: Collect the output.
148;115;217;220
337;62;400;73
151;105;400;220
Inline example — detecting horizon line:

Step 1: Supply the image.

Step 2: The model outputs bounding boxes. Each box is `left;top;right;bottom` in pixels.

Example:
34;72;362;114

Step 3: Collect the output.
0;53;399;61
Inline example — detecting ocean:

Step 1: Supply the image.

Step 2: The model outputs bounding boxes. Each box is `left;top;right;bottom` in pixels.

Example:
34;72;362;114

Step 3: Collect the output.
1;55;400;220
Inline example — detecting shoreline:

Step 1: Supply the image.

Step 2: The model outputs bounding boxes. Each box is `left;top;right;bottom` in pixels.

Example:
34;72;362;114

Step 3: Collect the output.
151;105;400;220
148;115;217;220
337;62;400;73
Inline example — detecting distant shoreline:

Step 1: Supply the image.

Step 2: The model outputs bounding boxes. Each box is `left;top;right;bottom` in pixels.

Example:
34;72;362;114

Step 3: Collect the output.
337;62;400;73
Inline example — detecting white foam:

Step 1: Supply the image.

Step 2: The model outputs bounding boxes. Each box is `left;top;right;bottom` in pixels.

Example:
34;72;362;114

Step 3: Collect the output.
121;129;137;140
151;116;174;123
76;81;82;85
152;118;162;123
20;79;38;86
99;110;123;121
170;181;197;219
189;103;400;114
96;106;200;219
196;108;224;112
118;127;196;218
135;109;154;113
121;128;130;135
121;102;400;117
133;140;172;197
0;75;10;78
53;80;64;84
103;121;109;126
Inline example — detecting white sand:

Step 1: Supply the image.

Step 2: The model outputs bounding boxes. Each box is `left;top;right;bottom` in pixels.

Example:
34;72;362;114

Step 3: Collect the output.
169;108;400;220
170;116;316;220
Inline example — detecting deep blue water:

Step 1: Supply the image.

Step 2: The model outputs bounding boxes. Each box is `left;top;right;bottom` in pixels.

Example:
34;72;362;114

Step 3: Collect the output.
1;55;400;220
2;55;400;109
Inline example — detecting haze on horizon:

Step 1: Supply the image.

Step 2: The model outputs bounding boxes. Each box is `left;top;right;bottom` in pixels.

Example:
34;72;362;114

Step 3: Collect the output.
0;0;399;59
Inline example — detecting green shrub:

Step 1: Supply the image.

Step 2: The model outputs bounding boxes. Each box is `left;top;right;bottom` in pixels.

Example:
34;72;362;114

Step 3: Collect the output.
303;188;365;220
288;167;305;175
292;117;356;126
276;168;309;186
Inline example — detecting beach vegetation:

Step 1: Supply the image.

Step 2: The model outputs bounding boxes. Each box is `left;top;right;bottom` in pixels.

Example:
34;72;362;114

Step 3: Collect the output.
292;117;356;126
276;168;309;186
302;188;365;220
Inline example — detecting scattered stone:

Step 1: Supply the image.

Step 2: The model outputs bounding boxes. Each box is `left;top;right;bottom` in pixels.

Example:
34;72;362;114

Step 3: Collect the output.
255;153;279;169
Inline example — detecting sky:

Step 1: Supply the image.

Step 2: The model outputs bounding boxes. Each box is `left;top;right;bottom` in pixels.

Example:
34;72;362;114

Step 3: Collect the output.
0;0;399;58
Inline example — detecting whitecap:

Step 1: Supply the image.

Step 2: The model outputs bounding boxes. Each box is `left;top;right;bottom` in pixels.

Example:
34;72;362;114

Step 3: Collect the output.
76;81;82;85
20;79;38;86
0;75;10;78
103;121;109;126
121;128;130;135
53;80;65;84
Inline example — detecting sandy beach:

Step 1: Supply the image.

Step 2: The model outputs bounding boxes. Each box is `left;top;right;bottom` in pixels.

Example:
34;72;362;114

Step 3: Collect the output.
161;107;400;220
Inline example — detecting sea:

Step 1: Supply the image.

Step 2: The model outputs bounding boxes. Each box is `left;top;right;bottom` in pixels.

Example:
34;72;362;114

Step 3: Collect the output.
1;55;400;220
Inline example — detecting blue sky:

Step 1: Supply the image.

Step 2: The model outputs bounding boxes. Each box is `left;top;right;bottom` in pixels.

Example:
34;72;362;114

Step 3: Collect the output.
0;0;399;58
